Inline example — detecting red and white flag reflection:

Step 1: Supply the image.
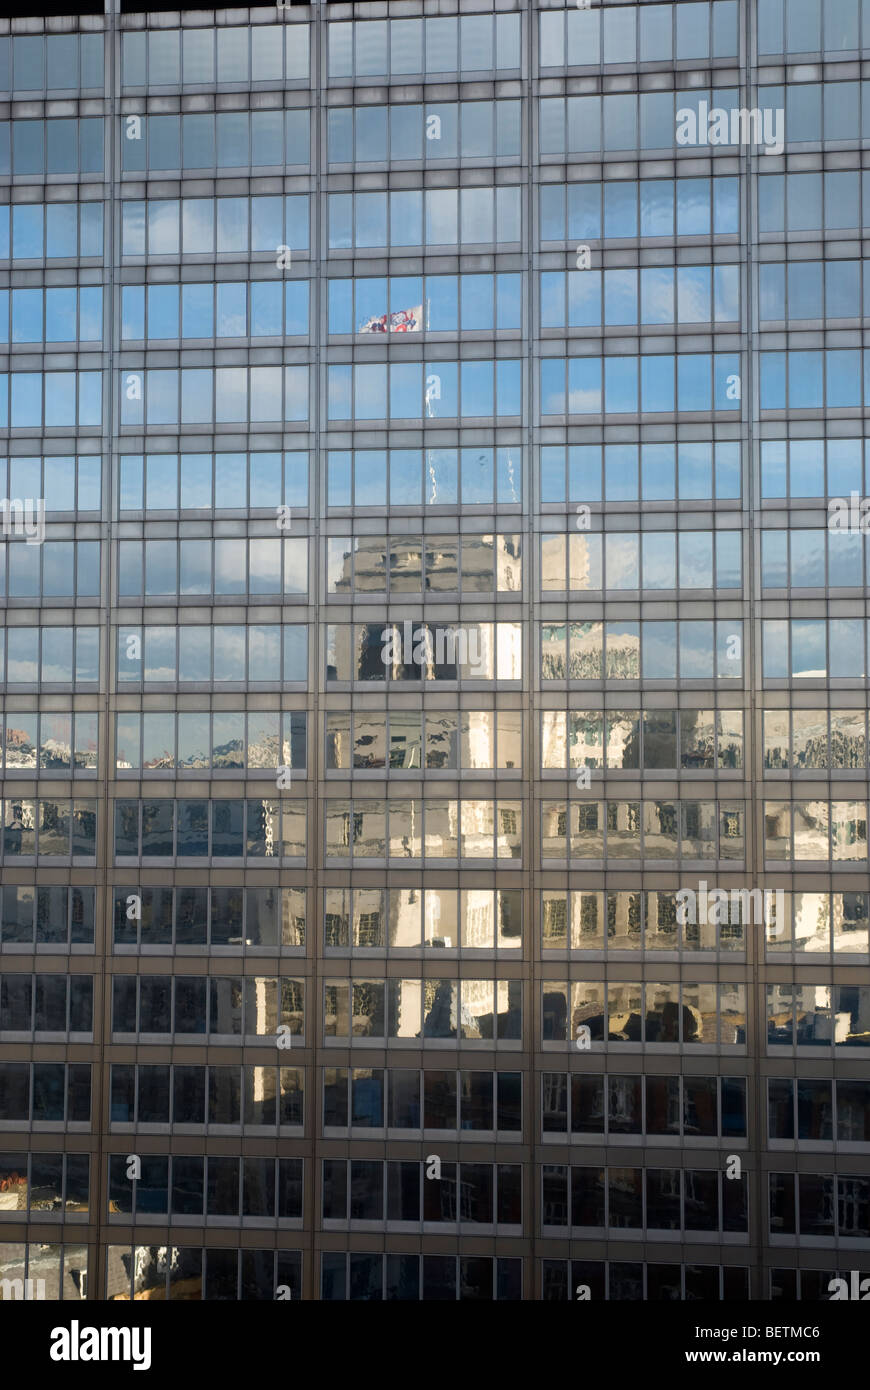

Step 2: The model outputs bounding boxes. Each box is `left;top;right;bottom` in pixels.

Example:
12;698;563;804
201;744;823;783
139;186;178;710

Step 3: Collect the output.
359;305;424;333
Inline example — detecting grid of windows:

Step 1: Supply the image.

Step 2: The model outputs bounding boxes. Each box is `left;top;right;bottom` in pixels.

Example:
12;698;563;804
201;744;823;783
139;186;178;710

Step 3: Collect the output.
2;0;864;1303
0;973;93;1034
541;1163;748;1233
542;980;747;1045
542;1261;749;1301
0;1243;88;1300
0;1063;91;1124
540;799;746;860
0;885;94;945
322;887;521;950
327;15;520;79
322;1253;519;1301
321;1158;521;1225
109;1063;304;1127
115;710;307;773
106;1246;302;1301
107;1155;303;1222
111;886;306;949
768;1078;870;1141
118;450;308;512
325;709;523;774
323;977;522;1044
0;1153;89;1215
541;707;744;770
322;1067;521;1132
539;3;739;67
542;1072;747;1139
112;798;306;861
110;974;305;1040
327;186;521;249
541;888;750;953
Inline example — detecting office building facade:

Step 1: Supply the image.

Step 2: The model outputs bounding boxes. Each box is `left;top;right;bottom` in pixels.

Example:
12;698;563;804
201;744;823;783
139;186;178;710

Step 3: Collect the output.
0;0;868;1300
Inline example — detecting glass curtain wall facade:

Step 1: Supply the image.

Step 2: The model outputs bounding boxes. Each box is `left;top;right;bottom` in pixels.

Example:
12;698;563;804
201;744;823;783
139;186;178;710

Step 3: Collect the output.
0;0;868;1301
